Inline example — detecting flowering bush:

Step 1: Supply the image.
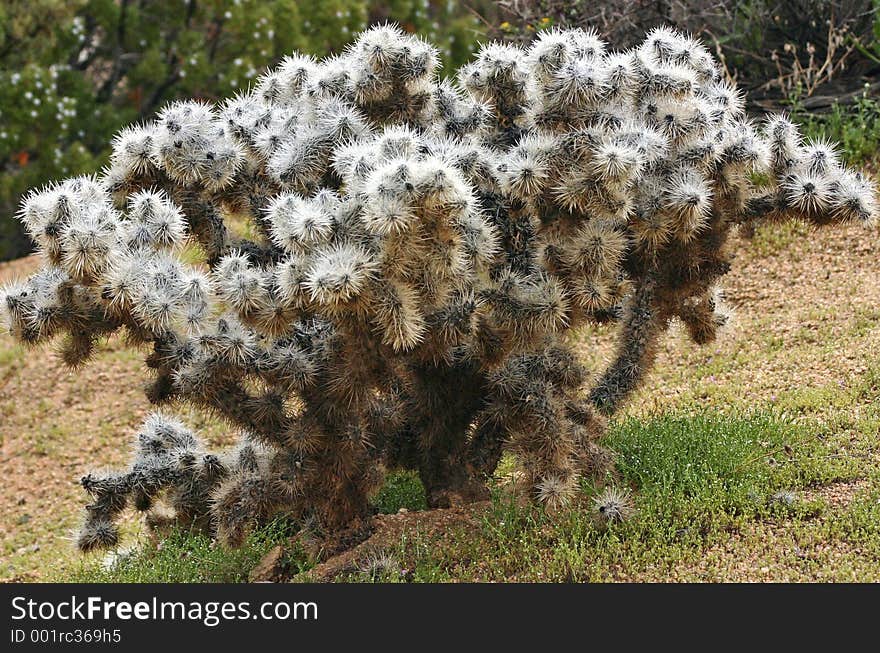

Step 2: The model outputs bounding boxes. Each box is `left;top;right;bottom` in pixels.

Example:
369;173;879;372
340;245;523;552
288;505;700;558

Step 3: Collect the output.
0;0;482;260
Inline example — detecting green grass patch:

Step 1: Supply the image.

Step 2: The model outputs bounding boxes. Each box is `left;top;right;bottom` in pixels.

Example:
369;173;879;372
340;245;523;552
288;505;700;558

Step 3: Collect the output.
61;408;868;583
792;92;880;167
609;412;786;496
748;219;812;258
371;470;428;514
834;489;880;557
343;410;849;582
65;519;301;583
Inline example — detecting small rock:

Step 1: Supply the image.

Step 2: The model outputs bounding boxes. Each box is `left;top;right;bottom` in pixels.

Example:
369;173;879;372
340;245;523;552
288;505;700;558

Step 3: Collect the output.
249;545;285;583
397;507;408;514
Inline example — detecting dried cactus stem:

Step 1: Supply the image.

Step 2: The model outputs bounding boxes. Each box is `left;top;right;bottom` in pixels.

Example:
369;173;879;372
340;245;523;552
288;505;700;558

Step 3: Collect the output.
407;360;491;507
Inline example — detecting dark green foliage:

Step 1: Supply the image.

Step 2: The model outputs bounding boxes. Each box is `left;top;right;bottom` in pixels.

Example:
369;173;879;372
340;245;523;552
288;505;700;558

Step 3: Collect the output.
371;470;428;514
0;1;485;261
792;92;880;166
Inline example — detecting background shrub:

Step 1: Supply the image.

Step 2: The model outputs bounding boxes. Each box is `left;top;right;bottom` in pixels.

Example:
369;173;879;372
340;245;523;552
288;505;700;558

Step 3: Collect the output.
0;0;487;261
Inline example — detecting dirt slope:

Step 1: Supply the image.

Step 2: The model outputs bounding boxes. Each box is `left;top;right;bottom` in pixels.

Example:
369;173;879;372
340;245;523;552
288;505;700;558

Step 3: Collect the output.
1;220;878;581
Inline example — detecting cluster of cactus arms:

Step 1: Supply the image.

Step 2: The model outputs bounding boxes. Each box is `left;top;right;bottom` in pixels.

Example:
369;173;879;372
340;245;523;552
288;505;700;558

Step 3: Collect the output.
2;25;876;550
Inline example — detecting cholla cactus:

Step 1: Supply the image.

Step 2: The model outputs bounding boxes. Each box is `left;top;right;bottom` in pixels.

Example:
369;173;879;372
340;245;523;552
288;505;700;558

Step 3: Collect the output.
2;25;876;549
